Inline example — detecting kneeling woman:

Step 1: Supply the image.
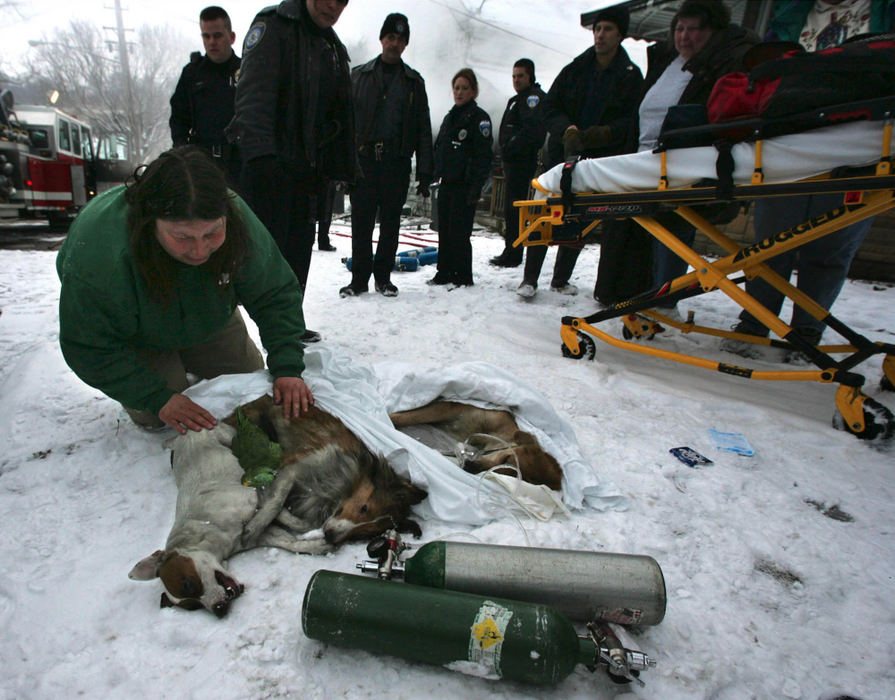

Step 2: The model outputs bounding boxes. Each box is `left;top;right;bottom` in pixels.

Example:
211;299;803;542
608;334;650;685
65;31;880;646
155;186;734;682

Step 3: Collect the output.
56;147;314;434
429;68;493;287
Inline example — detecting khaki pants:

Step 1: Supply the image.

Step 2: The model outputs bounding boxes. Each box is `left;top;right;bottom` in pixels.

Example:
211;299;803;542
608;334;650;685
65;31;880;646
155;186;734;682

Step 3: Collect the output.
126;308;264;428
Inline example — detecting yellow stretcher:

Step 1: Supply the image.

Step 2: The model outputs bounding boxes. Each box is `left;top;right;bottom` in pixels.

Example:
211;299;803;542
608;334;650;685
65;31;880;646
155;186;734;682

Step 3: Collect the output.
514;97;895;443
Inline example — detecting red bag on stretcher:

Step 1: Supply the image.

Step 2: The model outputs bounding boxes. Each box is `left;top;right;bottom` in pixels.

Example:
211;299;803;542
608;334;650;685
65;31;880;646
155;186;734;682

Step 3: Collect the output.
707;34;895;124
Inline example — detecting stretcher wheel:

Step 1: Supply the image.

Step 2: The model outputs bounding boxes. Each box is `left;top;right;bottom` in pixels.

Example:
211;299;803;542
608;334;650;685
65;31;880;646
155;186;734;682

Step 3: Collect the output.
832;397;895;443
621;314;659;341
881;356;894;391
621;325;656;341
561;332;596;361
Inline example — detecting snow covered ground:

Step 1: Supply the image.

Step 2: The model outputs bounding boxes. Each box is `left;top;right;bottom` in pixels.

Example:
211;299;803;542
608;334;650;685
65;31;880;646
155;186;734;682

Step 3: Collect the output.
1;215;893;699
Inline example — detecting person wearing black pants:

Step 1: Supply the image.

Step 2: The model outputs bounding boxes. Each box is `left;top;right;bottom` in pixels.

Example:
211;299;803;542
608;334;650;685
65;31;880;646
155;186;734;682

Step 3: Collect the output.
430;68;493;287
341;13;433;298
242;166;319;293
434;181;479;285
348;158;412;289
491;58;546;268
316;180;337;251
228;0;355;343
517;6;642;300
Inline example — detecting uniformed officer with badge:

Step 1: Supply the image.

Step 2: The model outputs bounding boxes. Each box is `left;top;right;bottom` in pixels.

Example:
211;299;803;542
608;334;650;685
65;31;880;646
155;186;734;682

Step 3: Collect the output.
430;68;493;288
490;58;546;268
227;0;354;344
340;12;434;299
169;6;242;190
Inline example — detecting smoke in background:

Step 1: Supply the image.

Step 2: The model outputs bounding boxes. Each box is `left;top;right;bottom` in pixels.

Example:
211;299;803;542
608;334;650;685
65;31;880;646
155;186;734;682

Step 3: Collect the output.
334;0;647;135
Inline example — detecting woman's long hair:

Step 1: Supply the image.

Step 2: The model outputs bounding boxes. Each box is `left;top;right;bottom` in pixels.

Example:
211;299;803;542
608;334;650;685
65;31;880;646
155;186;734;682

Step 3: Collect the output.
125;146;248;305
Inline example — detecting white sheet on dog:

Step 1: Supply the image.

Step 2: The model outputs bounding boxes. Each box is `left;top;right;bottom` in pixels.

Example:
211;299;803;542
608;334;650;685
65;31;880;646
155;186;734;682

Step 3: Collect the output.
536;119;885;195
183;345;627;526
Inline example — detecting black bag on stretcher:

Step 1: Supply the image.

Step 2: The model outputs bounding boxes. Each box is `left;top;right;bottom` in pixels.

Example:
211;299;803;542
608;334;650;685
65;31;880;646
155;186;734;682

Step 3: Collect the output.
707;34;895;126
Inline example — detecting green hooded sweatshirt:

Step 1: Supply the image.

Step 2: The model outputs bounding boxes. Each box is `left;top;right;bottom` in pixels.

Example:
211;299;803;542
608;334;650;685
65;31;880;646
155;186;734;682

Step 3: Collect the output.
56;186;306;414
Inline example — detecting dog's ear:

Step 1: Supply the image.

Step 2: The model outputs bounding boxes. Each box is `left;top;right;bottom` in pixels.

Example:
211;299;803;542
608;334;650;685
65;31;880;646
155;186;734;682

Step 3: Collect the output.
403;481;428;506
129;550;165;580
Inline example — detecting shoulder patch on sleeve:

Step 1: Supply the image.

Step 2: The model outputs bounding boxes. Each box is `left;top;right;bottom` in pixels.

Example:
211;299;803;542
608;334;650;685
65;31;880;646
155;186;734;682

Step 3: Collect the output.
526;94;540;109
244;22;266;53
479;120;491;138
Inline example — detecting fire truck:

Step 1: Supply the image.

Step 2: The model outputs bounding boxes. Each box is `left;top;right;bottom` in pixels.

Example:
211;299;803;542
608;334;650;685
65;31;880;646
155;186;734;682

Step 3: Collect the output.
0;89;132;227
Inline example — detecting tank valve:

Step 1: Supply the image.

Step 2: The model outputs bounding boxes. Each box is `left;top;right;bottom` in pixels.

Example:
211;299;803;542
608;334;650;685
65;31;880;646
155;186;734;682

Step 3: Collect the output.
586;621;656;686
357;528;409;580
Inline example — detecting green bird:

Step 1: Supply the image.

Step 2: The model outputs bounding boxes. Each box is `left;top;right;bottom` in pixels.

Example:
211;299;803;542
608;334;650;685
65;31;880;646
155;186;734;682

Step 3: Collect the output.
230;407;283;487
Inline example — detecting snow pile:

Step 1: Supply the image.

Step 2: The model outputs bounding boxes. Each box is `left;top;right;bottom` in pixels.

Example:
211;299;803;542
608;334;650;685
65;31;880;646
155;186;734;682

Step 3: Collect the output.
1;219;893;699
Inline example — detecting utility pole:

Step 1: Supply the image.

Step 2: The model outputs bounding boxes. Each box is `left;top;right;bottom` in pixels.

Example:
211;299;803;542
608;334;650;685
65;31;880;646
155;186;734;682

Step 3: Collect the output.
105;0;142;160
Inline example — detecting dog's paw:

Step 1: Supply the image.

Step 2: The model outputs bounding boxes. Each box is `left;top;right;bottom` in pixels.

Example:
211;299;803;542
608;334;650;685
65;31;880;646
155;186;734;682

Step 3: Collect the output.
297;539;334;556
240;518;267;548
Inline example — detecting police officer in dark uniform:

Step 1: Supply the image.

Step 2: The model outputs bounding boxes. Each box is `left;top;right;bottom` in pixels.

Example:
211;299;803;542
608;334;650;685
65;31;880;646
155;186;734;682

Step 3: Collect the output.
490;58;546;268
227;0;354;344
169;6;241;190
340;12;433;299
517;6;642;300
430;68;493;288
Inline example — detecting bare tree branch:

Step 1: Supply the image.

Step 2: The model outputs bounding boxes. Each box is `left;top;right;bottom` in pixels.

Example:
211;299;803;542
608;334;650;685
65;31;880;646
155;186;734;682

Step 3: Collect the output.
21;18;192;162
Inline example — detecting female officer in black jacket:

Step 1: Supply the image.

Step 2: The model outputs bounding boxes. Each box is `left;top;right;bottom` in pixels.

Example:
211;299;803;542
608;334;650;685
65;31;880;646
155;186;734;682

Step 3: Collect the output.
429;68;493;287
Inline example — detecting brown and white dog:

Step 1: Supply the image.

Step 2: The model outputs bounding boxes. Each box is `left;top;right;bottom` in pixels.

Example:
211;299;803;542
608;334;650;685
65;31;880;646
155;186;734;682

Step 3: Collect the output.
129;394;426;617
389;400;563;491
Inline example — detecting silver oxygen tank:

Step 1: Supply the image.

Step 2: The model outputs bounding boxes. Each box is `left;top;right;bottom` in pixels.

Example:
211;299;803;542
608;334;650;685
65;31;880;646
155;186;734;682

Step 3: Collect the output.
360;539;667;627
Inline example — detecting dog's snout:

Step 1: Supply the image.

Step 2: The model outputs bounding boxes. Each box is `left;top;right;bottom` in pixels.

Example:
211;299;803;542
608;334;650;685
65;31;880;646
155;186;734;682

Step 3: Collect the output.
212;600;231;618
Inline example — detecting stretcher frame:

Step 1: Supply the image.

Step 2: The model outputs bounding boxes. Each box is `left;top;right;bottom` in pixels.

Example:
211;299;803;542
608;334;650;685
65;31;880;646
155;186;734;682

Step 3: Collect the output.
514;98;895;441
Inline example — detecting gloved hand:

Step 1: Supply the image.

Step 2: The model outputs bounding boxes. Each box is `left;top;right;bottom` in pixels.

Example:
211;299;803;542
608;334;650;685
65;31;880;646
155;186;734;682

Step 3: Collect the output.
580;125;612;149
416;182;430;198
562;126;583;159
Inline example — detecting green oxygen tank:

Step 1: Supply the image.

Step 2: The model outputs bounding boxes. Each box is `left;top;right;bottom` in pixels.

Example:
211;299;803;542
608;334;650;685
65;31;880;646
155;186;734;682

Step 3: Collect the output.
359;540;666;627
302;570;652;686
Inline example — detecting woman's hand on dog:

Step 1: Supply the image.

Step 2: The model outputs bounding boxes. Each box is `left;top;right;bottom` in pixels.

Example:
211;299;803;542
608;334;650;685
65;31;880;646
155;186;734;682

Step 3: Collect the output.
273;376;314;419
159;393;218;434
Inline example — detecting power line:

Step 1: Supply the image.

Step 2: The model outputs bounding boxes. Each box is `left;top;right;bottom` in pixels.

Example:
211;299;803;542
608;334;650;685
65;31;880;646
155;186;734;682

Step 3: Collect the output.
424;0;577;57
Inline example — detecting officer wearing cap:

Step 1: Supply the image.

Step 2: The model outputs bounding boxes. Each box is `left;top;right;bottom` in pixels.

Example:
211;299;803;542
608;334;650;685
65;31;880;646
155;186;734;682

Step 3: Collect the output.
490;58;546;268
170;6;242;190
516;5;642;300
340;12;433;299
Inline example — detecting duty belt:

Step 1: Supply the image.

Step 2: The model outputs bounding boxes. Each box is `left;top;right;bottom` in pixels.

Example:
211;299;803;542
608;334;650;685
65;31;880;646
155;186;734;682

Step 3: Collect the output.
360;140;400;161
193;142;235;160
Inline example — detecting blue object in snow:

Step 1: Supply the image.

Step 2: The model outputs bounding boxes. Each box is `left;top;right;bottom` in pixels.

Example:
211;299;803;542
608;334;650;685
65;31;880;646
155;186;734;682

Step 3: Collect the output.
397;246;437;258
342;256;419;272
708;429;755;456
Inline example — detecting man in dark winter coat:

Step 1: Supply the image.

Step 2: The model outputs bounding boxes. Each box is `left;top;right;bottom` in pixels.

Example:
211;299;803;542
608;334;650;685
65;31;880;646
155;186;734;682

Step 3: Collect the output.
490;58;546;269
516;6;642;300
228;0;353;343
340;12;433;299
170;6;242;189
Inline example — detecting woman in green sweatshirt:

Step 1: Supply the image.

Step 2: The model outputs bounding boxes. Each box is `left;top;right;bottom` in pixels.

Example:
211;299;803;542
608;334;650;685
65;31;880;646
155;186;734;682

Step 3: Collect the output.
57;147;313;433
